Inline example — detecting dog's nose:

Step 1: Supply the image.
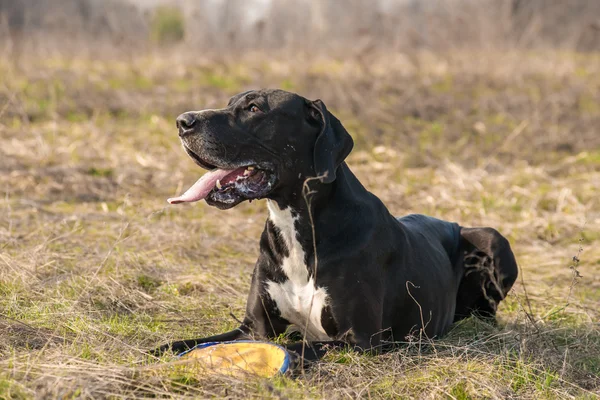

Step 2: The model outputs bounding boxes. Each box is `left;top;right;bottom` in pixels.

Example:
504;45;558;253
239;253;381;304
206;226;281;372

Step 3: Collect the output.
176;112;197;134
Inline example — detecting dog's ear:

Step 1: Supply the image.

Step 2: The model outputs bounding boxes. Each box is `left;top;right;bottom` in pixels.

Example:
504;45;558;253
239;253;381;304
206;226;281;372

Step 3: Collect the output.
227;90;253;107
308;99;354;184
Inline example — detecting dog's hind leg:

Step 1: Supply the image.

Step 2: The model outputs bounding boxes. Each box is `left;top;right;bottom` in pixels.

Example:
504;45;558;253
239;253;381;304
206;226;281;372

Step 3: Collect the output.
454;227;518;322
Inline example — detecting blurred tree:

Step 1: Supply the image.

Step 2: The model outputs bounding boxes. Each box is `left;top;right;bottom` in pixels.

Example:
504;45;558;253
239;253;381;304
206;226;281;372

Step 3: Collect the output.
151;6;185;44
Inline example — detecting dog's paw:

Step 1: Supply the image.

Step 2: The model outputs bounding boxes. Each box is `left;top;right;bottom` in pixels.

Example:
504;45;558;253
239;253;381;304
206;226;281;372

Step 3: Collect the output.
151;341;190;357
151;340;199;357
150;343;173;357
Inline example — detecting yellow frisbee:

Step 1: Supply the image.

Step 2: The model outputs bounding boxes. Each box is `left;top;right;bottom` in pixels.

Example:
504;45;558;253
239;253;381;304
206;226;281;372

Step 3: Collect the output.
179;341;291;378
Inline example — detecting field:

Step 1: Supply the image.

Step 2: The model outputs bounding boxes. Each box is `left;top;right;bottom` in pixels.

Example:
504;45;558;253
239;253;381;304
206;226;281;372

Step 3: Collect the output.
1;50;599;399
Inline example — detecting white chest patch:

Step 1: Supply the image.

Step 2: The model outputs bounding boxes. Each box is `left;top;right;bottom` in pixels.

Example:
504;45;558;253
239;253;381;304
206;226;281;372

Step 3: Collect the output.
265;200;331;341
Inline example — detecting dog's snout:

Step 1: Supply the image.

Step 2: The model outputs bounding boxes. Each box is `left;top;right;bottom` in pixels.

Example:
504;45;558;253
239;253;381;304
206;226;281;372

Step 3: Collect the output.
176;112;197;134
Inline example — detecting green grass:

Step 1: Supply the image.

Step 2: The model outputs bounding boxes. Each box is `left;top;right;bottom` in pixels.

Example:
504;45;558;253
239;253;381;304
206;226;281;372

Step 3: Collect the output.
0;51;599;398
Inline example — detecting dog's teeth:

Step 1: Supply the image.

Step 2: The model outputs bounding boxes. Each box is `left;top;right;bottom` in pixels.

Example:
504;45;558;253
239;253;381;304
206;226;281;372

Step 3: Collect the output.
247;166;255;171
216;180;222;189
244;169;251;176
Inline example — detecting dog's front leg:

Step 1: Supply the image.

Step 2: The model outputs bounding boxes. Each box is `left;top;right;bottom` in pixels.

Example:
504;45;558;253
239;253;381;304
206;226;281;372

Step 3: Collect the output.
153;267;289;355
153;324;253;355
284;340;354;363
284;332;382;365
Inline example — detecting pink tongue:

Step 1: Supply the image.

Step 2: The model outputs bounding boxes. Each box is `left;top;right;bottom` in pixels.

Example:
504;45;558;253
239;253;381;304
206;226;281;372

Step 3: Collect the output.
168;169;237;204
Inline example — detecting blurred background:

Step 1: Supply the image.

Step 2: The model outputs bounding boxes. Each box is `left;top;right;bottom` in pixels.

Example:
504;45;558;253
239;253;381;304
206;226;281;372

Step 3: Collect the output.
2;0;600;53
1;1;599;398
1;0;599;157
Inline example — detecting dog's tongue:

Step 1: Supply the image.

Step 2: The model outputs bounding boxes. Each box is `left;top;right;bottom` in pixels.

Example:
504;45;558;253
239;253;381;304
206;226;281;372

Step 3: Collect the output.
168;168;237;204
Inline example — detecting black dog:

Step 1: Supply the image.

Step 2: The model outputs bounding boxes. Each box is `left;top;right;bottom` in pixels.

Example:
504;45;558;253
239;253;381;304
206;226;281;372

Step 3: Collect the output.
158;89;518;360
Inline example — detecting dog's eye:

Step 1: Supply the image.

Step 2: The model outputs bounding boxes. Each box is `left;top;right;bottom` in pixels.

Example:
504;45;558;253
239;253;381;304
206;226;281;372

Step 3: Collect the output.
248;104;261;113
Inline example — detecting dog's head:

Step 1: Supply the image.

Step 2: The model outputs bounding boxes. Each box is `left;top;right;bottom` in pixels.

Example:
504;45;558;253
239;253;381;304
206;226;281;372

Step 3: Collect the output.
168;89;353;209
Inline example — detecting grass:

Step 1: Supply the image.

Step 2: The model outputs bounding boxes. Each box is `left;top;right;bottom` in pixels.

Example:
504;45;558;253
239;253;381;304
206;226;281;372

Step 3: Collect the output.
0;49;599;399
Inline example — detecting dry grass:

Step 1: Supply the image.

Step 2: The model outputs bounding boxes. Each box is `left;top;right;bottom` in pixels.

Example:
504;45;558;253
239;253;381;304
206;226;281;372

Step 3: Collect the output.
0;49;599;399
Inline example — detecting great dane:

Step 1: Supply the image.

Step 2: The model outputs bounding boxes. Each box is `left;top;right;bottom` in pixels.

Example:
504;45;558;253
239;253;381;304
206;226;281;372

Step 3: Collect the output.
157;89;518;361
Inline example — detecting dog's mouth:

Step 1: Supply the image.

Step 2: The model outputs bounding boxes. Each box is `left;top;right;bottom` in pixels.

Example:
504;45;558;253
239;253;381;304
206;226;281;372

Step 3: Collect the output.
168;147;275;207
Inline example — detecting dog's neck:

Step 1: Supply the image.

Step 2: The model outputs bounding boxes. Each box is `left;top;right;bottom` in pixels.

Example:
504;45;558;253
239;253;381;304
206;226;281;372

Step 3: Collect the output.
265;163;370;268
268;162;361;211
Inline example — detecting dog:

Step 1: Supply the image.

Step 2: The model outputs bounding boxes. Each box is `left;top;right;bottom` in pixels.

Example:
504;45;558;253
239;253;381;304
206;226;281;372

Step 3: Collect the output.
157;89;518;361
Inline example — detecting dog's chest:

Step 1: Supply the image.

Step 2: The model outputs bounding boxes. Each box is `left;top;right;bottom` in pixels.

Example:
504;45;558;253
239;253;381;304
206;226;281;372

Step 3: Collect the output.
265;201;330;341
